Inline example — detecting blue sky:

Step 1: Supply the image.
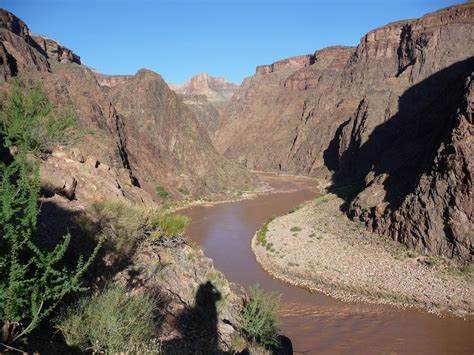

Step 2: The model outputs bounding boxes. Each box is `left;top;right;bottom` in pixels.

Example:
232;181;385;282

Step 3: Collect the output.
2;0;462;84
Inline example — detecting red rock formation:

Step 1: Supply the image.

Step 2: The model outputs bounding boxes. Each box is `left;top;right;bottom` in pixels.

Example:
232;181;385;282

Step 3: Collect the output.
31;35;81;65
256;54;315;75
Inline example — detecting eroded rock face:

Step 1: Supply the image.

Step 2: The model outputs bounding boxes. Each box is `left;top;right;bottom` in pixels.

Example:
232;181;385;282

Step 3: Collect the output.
99;69;255;197
216;3;474;262
31;35;81;65
256;54;315;75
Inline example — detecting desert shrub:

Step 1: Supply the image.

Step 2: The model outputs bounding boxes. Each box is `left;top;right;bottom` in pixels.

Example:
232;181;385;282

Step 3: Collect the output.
155;185;169;199
56;284;157;353
256;220;270;247
87;200;158;255
151;212;188;238
290;226;302;232
242;285;280;348
85;201;188;254
0;81;80;153
177;186;190;195
0;155;99;345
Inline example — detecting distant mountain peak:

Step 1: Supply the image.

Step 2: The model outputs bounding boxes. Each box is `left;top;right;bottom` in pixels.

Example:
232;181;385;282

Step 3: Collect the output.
169;73;238;103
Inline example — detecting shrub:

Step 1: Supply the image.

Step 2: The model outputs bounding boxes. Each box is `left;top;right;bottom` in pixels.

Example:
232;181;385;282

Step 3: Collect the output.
242;285;280;348
290;226;302;232
0;155;99;344
85;201;188;254
151;212;188;238
155;185;169;199
256;219;271;247
0;81;80;154
177;186;190;195
56;284;157;353
87;200;158;255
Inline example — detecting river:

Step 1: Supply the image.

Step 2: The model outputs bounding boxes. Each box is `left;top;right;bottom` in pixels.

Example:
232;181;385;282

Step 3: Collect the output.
180;173;474;354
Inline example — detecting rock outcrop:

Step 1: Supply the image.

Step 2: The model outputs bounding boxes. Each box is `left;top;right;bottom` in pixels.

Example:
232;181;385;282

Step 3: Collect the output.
31;35;81;64
256;54;315;75
216;3;474;262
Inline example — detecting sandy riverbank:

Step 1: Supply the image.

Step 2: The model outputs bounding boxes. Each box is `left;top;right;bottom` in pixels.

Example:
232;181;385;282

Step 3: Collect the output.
252;192;473;317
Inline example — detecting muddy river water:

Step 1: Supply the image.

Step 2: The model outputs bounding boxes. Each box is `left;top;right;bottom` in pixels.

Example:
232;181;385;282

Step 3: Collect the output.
181;173;474;354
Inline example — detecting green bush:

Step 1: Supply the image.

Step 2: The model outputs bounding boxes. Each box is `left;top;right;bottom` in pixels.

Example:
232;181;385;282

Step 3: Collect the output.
242;285;280;348
0;81;80;153
155;185;169;199
56;284;157;353
177;186;190;195
256;220;271;247
0;155;99;344
151;212;188;238
290;226;302;232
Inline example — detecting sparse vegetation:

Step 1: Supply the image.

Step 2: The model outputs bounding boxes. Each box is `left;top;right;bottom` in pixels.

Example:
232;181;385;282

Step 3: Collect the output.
85;200;157;255
82;200;189;255
0;81;80;154
241;285;280;349
178;186;190;195
155;185;169;199
256;218;273;247
151;212;188;238
56;284;157;353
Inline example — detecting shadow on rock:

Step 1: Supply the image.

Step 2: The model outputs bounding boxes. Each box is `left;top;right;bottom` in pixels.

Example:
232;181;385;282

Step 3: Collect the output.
324;57;474;213
164;281;224;354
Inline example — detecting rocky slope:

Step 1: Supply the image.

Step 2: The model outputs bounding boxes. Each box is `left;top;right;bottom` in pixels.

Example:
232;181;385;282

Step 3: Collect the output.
170;73;239;138
216;3;474;263
0;8;255;203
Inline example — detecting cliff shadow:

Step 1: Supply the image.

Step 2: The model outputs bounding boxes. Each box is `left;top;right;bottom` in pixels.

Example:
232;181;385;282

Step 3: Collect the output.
324;57;474;212
163;281;225;354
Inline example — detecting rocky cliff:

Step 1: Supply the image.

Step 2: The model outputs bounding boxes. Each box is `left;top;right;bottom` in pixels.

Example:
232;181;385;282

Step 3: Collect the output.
216;3;474;262
0;8;255;202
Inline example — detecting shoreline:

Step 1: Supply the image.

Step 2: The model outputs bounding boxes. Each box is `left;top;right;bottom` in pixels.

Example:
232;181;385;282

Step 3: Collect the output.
172;171;320;212
251;192;473;319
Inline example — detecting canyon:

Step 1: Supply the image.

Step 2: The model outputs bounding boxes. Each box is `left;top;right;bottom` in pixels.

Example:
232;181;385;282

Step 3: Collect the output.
0;1;473;353
180;3;474;264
